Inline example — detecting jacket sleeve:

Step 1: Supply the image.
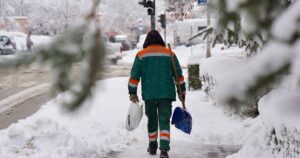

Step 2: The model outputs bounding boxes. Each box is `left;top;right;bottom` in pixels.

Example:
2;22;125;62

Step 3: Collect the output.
174;54;186;92
128;55;142;94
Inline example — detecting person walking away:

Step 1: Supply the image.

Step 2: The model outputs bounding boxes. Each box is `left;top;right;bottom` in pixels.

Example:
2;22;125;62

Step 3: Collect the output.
128;30;186;158
26;31;34;51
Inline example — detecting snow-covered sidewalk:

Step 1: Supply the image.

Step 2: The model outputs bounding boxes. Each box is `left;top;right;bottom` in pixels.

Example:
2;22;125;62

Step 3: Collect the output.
0;76;255;158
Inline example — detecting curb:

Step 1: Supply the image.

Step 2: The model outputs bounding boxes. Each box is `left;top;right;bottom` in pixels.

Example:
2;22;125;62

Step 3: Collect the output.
0;83;50;113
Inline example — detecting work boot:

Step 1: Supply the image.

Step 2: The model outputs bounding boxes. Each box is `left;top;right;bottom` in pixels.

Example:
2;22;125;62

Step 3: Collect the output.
147;147;157;155
160;150;169;158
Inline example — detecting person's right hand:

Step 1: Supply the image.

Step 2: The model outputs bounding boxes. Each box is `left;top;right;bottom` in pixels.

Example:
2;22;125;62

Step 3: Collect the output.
178;92;186;102
130;94;139;103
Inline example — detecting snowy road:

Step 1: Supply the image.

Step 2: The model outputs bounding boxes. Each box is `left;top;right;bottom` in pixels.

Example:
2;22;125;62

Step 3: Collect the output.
0;64;131;129
110;141;240;158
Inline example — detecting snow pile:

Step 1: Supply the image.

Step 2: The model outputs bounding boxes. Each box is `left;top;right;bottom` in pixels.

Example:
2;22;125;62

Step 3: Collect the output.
0;78;143;158
0;118;100;158
228;88;300;158
119;43;245;68
0;76;251;157
216;42;292;103
227;116;274;158
260;91;300;158
186;91;257;145
224;1;300;157
198;47;246;101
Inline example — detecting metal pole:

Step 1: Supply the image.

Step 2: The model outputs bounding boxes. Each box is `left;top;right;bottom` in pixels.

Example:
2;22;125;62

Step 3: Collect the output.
151;0;156;30
206;1;211;58
151;16;155;30
21;0;24;16
65;0;69;28
0;0;2;16
191;25;193;55
164;11;167;43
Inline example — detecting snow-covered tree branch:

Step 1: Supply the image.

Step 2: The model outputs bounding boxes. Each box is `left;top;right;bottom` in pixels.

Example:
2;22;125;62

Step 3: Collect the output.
211;0;292;53
216;0;300;107
0;0;106;111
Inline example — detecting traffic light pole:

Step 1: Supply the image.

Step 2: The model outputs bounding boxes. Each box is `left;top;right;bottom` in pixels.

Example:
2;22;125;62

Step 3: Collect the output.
139;0;156;30
164;11;167;43
206;0;211;58
151;0;156;30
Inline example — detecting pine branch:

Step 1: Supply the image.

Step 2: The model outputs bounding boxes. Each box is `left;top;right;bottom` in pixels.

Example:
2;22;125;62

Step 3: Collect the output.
0;0;106;111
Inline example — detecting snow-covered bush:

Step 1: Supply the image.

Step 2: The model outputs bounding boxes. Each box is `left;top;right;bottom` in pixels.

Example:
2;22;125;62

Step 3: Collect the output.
198;55;261;117
215;0;300;157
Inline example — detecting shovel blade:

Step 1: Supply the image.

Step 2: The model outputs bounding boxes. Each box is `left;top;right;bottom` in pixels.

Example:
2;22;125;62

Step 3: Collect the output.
171;107;192;134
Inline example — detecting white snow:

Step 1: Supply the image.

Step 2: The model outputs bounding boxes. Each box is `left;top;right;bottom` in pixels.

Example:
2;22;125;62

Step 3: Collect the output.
119;43;245;68
272;0;300;41
0;31;52;51
0;84;50;113
0;76;250;158
228;85;300;158
0;78;142;158
216;42;292;103
226;0;246;12
292;40;300;81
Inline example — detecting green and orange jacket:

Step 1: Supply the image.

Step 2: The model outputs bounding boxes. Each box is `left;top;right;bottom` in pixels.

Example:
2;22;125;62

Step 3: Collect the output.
128;45;186;101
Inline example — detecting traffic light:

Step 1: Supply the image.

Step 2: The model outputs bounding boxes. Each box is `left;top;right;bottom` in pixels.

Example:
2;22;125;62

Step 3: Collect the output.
138;0;155;15
146;1;155;15
138;0;147;6
158;14;166;29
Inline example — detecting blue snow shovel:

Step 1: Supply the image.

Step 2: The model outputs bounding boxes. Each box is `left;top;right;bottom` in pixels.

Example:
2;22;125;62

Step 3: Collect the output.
172;106;192;134
167;44;192;134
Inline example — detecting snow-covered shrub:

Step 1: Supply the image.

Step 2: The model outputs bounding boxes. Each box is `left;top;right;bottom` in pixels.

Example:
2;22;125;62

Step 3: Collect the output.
198;55;261;117
229;87;300;158
261;89;300;158
216;1;300;157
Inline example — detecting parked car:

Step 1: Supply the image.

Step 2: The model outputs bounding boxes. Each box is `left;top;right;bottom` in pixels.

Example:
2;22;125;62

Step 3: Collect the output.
0;35;16;55
114;35;132;51
105;41;122;65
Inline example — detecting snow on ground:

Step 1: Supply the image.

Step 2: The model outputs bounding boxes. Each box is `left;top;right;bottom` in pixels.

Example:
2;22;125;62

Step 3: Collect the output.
119;43;245;67
0;43;253;157
0;76;253;158
0;78;141;158
228;76;300;158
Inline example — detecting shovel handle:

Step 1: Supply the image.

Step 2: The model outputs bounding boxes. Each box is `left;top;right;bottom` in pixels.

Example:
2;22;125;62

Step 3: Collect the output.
167;44;186;109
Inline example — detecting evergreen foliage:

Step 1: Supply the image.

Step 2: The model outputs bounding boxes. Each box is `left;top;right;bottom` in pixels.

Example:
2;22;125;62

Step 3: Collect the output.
211;0;292;54
215;0;300;117
0;0;105;111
